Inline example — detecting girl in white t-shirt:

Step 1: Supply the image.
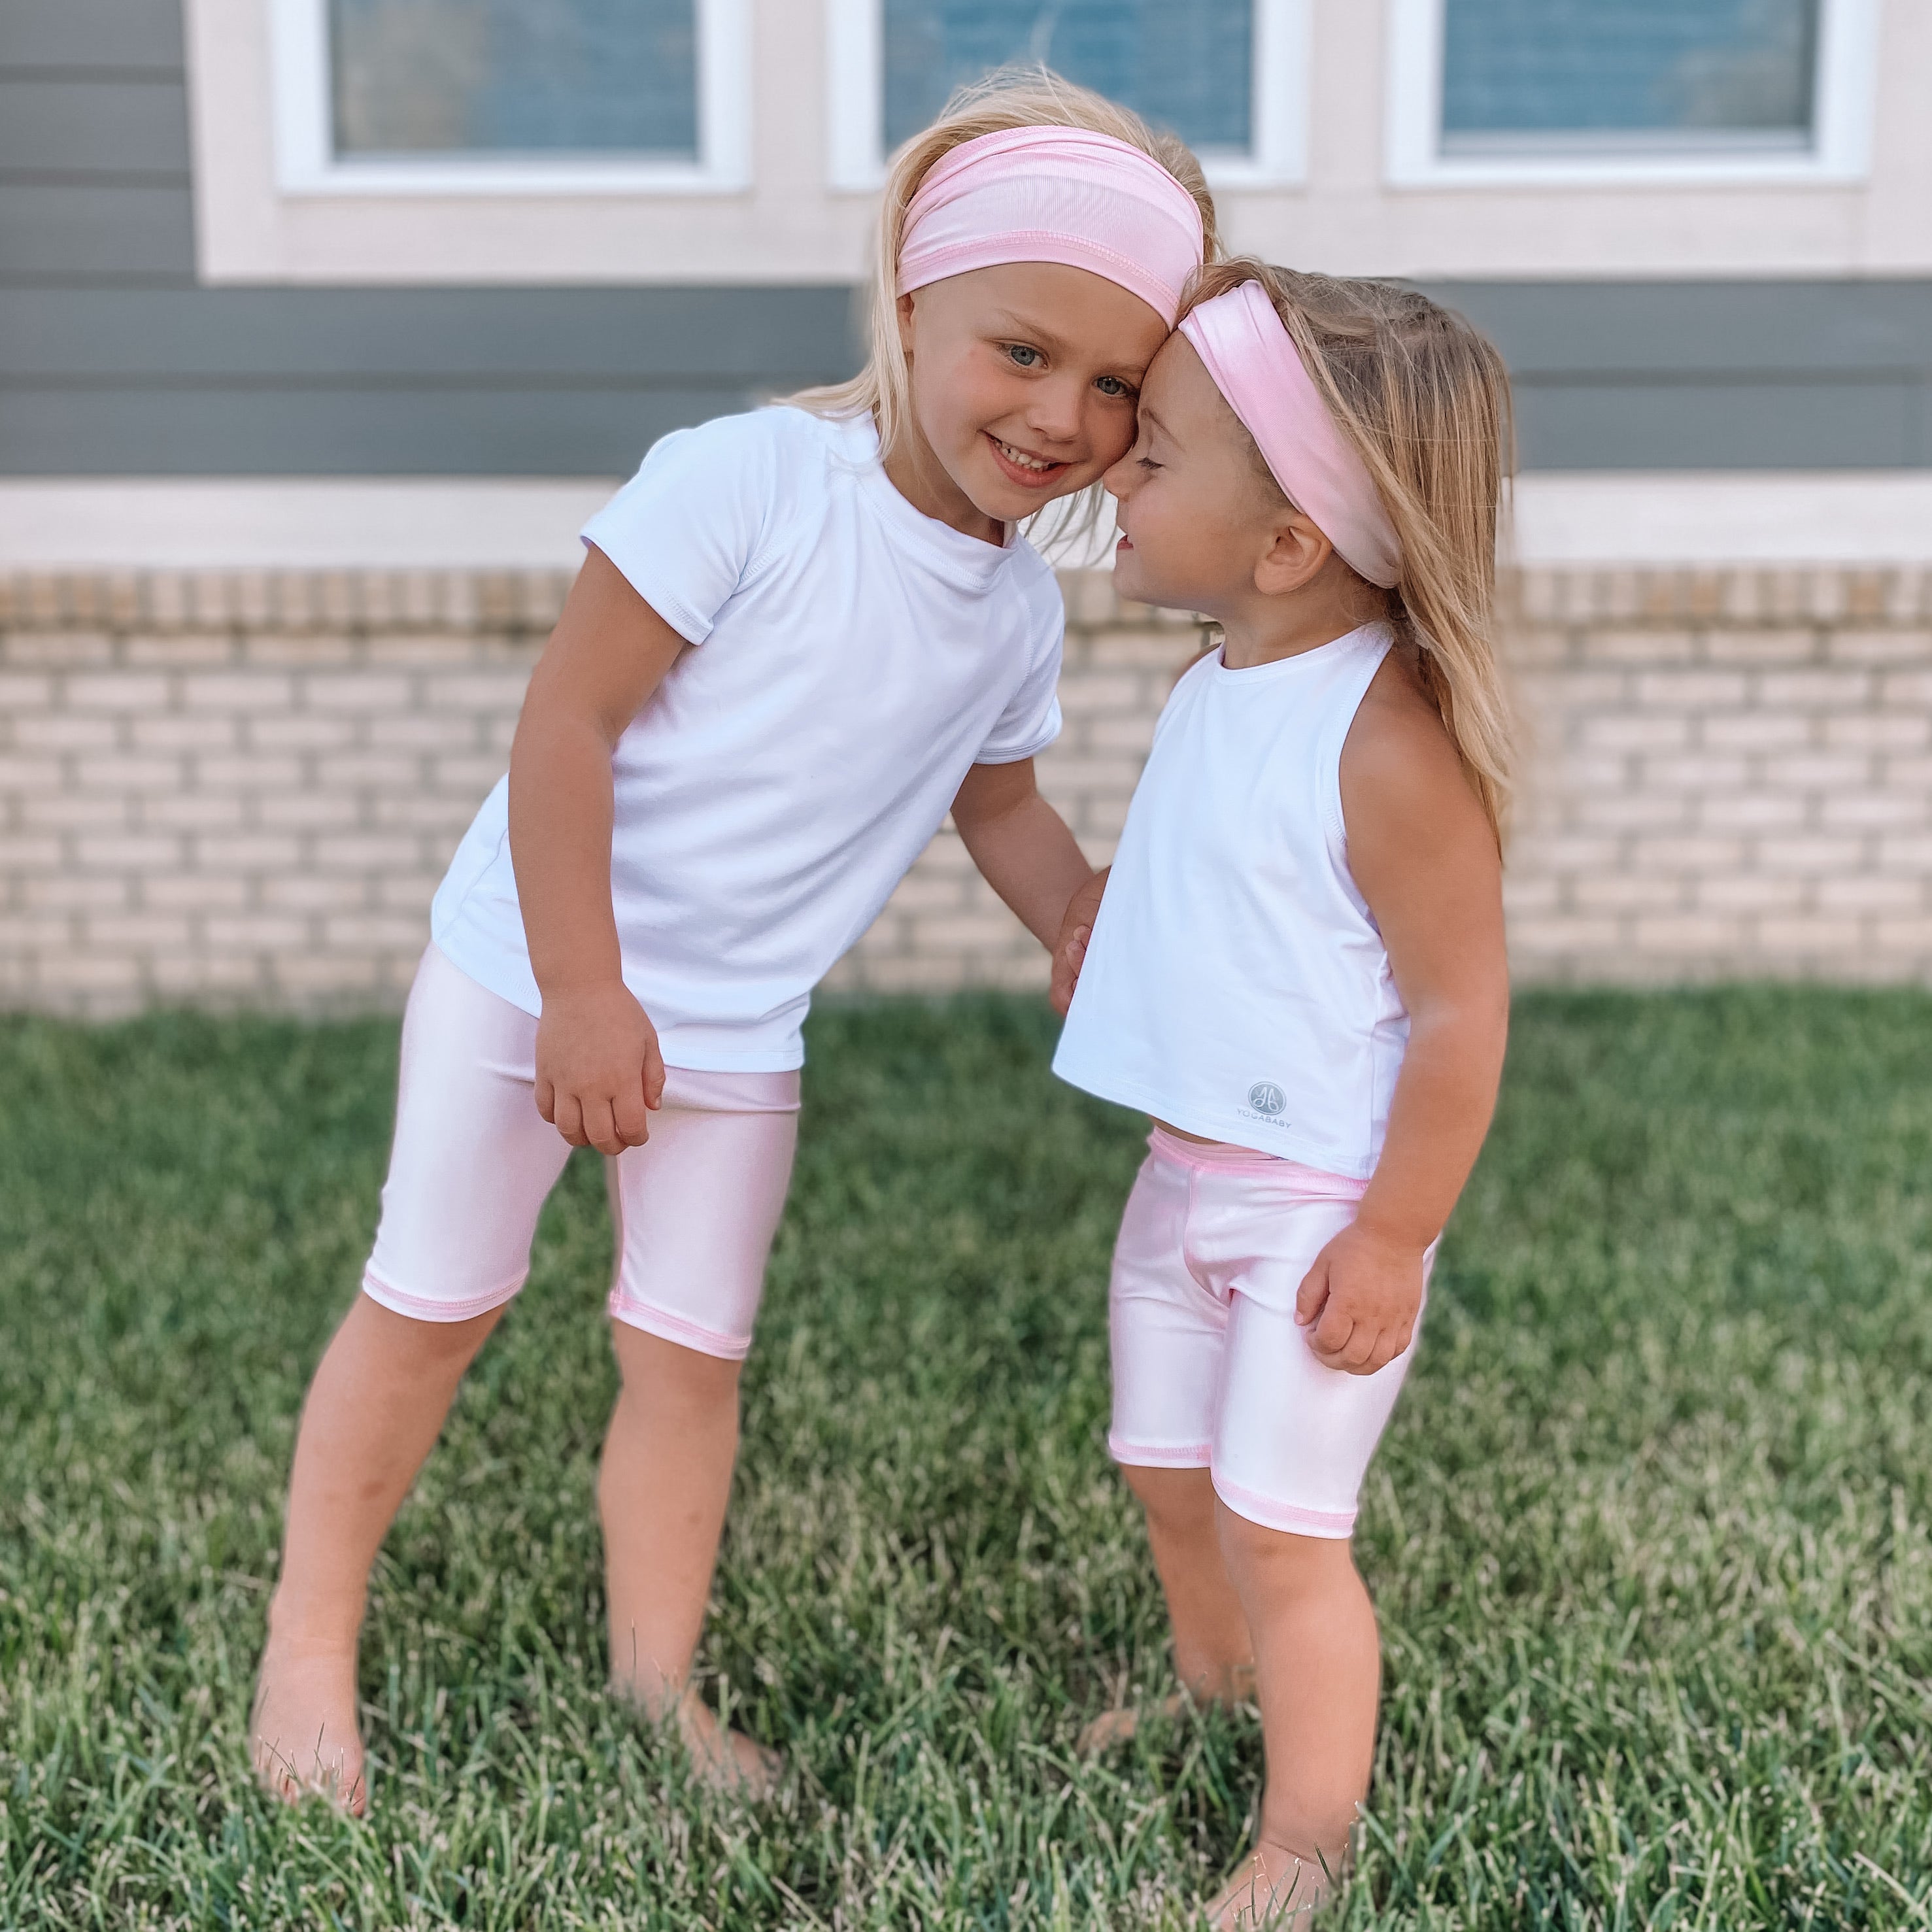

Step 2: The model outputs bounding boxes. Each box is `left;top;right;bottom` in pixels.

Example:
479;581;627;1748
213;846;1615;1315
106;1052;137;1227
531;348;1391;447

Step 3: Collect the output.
250;78;1219;1814
1050;261;1515;1924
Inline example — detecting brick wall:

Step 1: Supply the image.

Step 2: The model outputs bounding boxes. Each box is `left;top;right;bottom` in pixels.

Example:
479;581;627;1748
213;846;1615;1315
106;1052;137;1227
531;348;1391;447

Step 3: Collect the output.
3;566;1931;1015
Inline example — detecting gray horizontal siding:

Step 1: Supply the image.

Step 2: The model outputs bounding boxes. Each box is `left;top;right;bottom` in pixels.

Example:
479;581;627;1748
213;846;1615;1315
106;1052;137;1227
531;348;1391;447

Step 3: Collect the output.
1;1;1927;475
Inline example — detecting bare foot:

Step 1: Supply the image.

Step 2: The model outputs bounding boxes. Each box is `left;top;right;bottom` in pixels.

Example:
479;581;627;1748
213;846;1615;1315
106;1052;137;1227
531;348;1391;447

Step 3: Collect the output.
251;1638;366;1814
1207;1842;1340;1926
674;1687;783;1800
1076;1691;1189;1756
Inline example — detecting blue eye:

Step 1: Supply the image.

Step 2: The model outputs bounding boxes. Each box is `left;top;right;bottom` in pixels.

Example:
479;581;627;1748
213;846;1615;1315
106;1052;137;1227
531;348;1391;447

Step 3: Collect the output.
1095;375;1134;399
1005;343;1043;367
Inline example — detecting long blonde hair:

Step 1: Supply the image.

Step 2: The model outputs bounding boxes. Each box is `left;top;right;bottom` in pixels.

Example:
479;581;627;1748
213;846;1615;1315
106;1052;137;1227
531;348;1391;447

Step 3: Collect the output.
1179;260;1517;839
787;67;1220;468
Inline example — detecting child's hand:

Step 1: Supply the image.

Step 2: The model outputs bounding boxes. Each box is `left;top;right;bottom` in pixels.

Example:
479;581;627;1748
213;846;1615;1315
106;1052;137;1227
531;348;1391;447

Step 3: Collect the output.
1050;868;1109;1016
1294;1221;1425;1376
534;980;666;1155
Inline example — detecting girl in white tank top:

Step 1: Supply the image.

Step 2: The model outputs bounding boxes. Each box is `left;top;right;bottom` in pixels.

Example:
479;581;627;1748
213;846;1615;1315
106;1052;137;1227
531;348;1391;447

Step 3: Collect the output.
1051;262;1515;1925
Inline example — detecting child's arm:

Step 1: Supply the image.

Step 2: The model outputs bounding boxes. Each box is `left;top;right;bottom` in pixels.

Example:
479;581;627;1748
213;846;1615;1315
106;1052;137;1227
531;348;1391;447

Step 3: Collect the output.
1049;866;1107;1015
951;760;1097;955
509;546;688;1156
1295;663;1510;1376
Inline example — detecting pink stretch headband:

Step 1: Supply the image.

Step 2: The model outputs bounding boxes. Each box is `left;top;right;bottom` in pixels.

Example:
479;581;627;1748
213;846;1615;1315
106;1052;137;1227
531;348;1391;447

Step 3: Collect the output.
897;126;1204;329
1179;279;1403;588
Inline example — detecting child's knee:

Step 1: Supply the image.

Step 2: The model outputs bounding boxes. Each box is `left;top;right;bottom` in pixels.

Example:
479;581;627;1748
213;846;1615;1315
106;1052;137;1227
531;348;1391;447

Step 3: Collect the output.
1124;1462;1216;1536
1215;1506;1356;1591
611;1322;743;1410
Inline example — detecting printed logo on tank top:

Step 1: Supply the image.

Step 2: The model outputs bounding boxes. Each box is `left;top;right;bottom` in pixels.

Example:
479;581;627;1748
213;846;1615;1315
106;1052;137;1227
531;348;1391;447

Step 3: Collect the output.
1240;1081;1289;1128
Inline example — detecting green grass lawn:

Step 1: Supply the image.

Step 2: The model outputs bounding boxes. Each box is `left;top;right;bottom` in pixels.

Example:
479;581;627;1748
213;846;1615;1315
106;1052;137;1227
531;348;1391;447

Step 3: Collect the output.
5;989;1932;1929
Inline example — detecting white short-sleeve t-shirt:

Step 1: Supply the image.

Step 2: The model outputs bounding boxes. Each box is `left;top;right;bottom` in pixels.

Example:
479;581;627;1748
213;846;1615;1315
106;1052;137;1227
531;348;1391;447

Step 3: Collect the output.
431;407;1064;1071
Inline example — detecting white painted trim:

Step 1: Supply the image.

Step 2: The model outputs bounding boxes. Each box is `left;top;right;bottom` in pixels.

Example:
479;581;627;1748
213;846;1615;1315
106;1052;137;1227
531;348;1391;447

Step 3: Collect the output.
7;475;1932;573
267;0;753;195
1385;0;1880;189
826;0;1310;193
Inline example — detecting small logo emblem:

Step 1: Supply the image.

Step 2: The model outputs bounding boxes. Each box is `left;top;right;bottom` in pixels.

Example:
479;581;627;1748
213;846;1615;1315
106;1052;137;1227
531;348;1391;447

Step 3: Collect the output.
1247;1081;1285;1117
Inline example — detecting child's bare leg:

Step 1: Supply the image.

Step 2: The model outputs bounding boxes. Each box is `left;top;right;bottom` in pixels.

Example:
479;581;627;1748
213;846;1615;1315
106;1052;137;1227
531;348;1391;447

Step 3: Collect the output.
253;1295;501;1811
600;1323;777;1795
1079;1465;1255;1753
1208;1508;1380;1924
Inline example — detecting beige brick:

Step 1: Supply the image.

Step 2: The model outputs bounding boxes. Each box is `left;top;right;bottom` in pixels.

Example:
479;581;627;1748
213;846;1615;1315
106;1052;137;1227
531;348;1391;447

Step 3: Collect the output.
1505;914;1624;953
1703;627;1818;665
126;634;237;668
320;913;425;949
1822;714;1931;751
67;673;170;713
375;874;438;911
194;754;305;791
141;792;246;832
1754;915;1865;951
84;911;194;949
1816;875;1924;913
1699;792;1808;832
1879;671;1932;707
1501;874;1561;913
420;671;528;713
302;673;413;713
74;832;182;871
257;792;362;831
1697;710;1813;752
1640;753;1750;793
368;712;481;751
22;792;129;832
14;713;120;751
0;754;64;792
1761;751;1872;792
1572;792;1690;832
1578;713;1691;752
0;673;55;710
142;874;250;912
131;714;237;753
149;953;265;996
1630;913;1742;951
271;954;385;995
1872;917;1932;951
1819;794;1927;832
1631;834;1745;872
262;875;370;911
316;753;424;791
0;834;63;872
1876;834;1932;874
313;834;421;873
1581;628;1696;666
1827;628;1932;665
362;632;478;667
1882;756;1932;793
1633;671;1749;710
1;630;113;668
24;875;128;911
49;953;141;993
74;754;185;794
246;713;359;751
430;754;509;795
1756;836;1864;877
1758;669;1873;709
194;833;303;872
204;913;312;951
1697;874;1806;913
1572;873;1686;913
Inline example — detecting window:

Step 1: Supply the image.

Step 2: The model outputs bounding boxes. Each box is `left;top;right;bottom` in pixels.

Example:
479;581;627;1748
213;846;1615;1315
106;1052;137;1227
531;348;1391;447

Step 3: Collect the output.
1386;0;1878;184
827;0;1308;190
268;0;750;192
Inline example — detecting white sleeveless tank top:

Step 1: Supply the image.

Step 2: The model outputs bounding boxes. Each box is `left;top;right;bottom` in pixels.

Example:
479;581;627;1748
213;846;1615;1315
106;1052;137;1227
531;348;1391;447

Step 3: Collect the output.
1052;622;1406;1178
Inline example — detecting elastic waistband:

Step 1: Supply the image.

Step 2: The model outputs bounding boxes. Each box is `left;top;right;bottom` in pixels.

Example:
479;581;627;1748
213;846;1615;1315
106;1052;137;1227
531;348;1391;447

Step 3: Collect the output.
659;1065;801;1115
1147;1126;1365;1195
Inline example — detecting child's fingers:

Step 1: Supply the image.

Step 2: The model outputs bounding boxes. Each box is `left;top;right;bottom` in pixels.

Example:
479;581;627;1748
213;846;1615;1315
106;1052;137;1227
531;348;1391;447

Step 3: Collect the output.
551;1089;587;1147
1294;1257;1330;1327
535;1076;556;1126
581;1096;626;1158
611;1082;653;1149
1310;1300;1355;1361
641;1028;666;1110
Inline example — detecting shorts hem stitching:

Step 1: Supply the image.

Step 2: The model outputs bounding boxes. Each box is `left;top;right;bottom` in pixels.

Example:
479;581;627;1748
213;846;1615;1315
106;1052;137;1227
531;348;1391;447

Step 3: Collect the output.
1211;1470;1356;1539
1109;1436;1213;1468
361;1267;525;1323
608;1293;753;1362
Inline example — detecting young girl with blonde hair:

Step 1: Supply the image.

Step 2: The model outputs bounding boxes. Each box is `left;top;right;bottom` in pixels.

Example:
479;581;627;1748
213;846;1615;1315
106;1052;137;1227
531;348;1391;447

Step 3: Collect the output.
250;75;1217;1812
1052;260;1515;1922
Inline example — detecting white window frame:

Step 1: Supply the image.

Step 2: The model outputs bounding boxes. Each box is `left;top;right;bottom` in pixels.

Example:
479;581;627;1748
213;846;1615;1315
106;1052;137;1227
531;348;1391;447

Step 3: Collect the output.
1385;0;1880;188
267;0;752;195
825;0;1310;192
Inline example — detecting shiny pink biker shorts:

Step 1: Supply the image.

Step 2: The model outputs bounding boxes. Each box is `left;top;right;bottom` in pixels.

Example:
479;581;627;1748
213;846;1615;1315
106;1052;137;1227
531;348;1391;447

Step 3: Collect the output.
1108;1128;1431;1538
361;945;798;1359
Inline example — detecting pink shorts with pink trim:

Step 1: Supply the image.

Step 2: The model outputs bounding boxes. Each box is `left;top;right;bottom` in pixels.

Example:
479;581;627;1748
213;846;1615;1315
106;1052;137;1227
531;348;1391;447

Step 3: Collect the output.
361;945;798;1360
1108;1128;1429;1539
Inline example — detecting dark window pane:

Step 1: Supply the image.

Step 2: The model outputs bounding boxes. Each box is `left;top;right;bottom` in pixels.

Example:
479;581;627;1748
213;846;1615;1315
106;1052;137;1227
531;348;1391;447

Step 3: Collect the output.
330;0;697;156
1442;0;1817;151
883;0;1253;156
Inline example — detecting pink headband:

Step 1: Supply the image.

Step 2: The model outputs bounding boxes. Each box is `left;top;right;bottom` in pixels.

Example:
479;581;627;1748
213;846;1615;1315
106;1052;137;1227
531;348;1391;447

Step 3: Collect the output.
1178;279;1403;588
897;126;1204;330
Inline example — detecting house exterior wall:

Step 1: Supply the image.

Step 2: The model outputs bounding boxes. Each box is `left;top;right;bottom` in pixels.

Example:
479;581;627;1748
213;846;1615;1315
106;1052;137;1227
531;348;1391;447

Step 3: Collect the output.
6;565;1932;1015
5;0;1931;477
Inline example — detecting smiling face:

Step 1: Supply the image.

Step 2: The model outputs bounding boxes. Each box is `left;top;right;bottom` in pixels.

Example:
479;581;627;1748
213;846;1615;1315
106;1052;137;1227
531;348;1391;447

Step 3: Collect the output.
890;261;1170;542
